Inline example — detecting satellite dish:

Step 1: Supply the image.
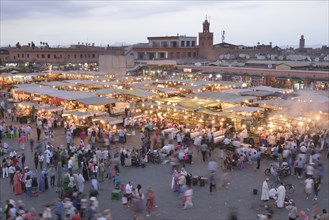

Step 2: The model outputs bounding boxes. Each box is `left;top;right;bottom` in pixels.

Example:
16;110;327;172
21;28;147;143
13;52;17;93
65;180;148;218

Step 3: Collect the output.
278;56;284;61
246;55;250;59
268;64;272;69
315;57;320;62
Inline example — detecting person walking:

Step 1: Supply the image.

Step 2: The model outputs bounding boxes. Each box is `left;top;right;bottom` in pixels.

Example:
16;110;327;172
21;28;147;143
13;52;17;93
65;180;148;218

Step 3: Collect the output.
2;158;8;178
276;183;286;208
33;152;38;170
286;200;298;220
200;142;208;162
209;170;216;195
38;153;44;171
256;148;262;169
183;185;193;209
146;186;155;217
261;178;270;202
48;165;56;187
304;176;314;199
8;163;16;185
313;177;321;200
36;126;41;141
29;138;34;152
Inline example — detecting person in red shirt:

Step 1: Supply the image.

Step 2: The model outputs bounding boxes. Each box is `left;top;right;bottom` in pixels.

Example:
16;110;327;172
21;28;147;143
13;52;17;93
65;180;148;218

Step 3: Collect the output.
71;209;81;220
11;156;18;167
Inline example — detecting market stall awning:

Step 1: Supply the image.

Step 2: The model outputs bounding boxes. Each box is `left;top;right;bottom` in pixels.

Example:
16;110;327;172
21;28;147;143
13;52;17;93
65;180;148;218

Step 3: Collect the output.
35;105;64;112
76;97;118;105
240;90;275;98
13;84;96;101
143;102;188;111
17;101;36;108
224;106;264;113
251;86;293;94
196;109;234;117
155;97;219;110
92;116;123;125
254;99;291;109
62;110;93;119
193;92;256;103
95;88;124;95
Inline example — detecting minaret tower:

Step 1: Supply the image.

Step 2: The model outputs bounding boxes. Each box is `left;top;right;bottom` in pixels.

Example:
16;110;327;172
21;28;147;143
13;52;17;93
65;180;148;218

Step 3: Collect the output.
198;16;214;59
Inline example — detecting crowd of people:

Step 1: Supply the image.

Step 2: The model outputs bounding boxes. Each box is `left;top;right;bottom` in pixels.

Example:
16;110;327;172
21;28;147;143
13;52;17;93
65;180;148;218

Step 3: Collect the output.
0;94;328;220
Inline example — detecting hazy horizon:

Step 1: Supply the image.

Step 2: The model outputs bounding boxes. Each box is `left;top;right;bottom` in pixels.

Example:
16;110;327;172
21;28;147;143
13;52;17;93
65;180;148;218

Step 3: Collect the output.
1;1;328;48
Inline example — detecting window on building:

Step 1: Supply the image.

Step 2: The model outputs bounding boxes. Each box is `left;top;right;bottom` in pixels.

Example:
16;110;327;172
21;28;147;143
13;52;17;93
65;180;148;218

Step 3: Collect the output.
37;54;39;58
193;52;196;57
27;54;29;58
161;41;168;48
172;41;177;48
42;54;45;58
54;54;56;58
188;52;191;57
47;54;50;58
186;41;190;47
176;52;180;58
80;54;83;58
192;41;195;47
74;54;77;58
17;54;20;58
92;54;95;58
159;52;165;59
181;41;185;47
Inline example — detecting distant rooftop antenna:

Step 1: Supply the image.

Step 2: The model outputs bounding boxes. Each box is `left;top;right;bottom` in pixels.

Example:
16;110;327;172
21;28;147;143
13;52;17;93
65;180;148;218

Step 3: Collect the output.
221;30;225;43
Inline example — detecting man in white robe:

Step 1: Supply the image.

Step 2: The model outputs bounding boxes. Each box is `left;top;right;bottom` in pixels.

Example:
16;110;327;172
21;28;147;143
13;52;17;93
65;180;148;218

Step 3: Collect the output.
276;183;286;208
261;178;270;201
74;171;85;194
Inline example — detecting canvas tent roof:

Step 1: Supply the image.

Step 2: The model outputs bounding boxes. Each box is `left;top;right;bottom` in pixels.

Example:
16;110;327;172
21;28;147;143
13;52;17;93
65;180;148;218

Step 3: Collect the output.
251;86;293;94
193;92;256;103
224;106;264;113
14;84;96;100
35;105;64;112
76;97;118;105
92;116;123;125
255;99;291;109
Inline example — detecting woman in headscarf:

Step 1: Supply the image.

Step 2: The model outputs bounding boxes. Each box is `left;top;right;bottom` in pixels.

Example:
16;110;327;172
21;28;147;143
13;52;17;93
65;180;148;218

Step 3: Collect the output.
13;171;23;195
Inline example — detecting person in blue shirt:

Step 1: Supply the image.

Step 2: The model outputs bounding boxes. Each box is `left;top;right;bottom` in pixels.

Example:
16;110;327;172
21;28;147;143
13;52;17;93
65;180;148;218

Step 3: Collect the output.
256;148;262;169
53;199;64;220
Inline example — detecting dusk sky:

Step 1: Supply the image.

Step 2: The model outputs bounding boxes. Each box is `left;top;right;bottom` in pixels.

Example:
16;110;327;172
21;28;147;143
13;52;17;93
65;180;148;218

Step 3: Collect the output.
1;1;328;48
